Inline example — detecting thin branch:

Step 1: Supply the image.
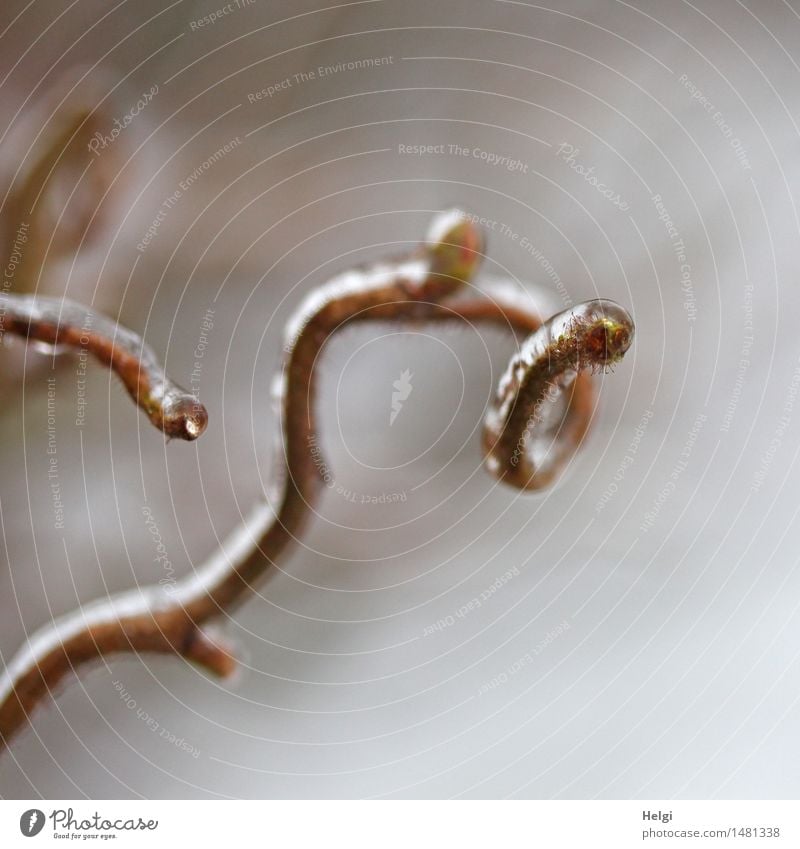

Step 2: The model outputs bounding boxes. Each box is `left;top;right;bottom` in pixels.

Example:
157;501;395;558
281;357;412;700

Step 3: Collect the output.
0;295;208;439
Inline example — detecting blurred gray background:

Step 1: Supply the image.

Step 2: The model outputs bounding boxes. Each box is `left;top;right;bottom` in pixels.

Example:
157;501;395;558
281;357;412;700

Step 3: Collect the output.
0;0;798;799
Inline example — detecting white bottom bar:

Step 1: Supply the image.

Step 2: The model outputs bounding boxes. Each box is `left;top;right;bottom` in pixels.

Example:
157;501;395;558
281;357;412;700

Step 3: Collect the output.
1;800;797;848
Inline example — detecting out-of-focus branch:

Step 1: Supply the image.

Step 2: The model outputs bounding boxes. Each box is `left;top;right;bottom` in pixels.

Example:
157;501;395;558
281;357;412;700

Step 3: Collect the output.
1;68;127;297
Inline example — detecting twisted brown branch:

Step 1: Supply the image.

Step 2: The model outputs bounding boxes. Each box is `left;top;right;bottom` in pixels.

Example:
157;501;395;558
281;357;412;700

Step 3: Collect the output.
0;210;633;748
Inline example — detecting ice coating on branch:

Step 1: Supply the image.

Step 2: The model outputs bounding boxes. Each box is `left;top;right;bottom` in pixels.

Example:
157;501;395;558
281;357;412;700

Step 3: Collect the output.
483;299;634;490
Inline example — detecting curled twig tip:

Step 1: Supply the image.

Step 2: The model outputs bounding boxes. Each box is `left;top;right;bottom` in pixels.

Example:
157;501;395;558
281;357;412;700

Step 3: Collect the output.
483;298;634;491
